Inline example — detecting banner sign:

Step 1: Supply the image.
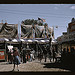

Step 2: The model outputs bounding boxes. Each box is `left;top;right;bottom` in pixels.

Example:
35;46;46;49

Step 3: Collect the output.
7;46;13;51
0;51;5;60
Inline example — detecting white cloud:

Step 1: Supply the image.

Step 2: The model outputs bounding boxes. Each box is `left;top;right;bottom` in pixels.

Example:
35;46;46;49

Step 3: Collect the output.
70;6;75;9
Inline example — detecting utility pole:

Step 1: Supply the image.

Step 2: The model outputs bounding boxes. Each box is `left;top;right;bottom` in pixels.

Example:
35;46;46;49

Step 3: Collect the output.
44;24;47;38
18;21;21;39
50;26;54;54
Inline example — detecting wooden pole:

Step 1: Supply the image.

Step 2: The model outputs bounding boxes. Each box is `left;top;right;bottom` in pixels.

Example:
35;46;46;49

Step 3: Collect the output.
4;41;7;62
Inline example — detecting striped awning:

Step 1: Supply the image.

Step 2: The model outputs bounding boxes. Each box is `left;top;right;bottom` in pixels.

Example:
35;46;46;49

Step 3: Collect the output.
20;39;24;42
0;38;50;43
27;39;33;42
35;39;39;42
51;39;57;45
40;40;45;42
38;39;49;43
4;38;9;41
0;38;9;42
0;38;4;41
12;39;18;42
12;39;21;42
20;39;49;43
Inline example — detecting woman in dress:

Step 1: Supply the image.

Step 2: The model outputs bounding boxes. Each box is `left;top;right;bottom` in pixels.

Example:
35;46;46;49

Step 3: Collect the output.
13;47;20;71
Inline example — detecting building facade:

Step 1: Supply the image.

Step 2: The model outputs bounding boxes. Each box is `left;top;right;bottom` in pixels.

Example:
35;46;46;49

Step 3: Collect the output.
57;18;75;52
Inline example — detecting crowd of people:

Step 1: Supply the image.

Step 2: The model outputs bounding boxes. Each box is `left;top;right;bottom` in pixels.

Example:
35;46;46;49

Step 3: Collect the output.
5;44;75;72
7;47;21;71
37;46;59;63
7;47;35;71
6;45;60;71
7;48;35;63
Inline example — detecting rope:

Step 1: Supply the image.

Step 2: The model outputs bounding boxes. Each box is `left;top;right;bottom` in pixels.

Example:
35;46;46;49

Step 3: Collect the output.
37;43;43;52
22;28;32;38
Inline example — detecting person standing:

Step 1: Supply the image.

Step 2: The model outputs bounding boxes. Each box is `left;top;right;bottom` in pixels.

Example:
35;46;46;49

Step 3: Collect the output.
13;47;21;71
22;48;27;63
8;50;11;63
20;47;23;62
52;47;55;62
23;49;25;63
10;49;13;64
43;46;47;62
30;53;33;62
49;50;52;62
55;52;58;62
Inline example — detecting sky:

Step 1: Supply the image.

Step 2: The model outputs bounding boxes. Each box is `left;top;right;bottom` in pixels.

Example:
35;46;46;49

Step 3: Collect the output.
0;4;75;39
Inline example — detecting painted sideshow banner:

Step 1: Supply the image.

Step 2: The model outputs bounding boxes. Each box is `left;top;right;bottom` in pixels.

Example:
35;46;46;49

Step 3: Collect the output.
0;51;5;60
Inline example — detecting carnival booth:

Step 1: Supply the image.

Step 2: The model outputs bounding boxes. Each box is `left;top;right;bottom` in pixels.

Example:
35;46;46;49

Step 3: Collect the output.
0;37;50;62
0;38;21;62
51;39;58;52
0;38;9;61
6;38;21;51
21;38;50;59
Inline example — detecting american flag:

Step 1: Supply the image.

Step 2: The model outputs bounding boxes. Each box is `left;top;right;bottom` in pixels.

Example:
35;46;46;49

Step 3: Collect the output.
38;17;46;22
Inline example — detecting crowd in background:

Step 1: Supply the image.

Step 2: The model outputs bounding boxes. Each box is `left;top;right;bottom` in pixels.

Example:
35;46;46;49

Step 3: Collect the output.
7;45;60;65
7;47;35;64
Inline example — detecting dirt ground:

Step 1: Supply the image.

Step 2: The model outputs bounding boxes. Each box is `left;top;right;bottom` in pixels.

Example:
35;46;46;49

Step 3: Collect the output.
0;58;71;72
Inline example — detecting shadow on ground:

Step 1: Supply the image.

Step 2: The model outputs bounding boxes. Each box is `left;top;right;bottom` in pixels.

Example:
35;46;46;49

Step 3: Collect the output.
42;62;75;72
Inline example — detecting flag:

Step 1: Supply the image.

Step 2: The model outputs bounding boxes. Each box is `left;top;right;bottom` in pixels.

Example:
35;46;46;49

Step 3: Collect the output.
38;17;46;22
41;18;46;22
38;17;41;20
